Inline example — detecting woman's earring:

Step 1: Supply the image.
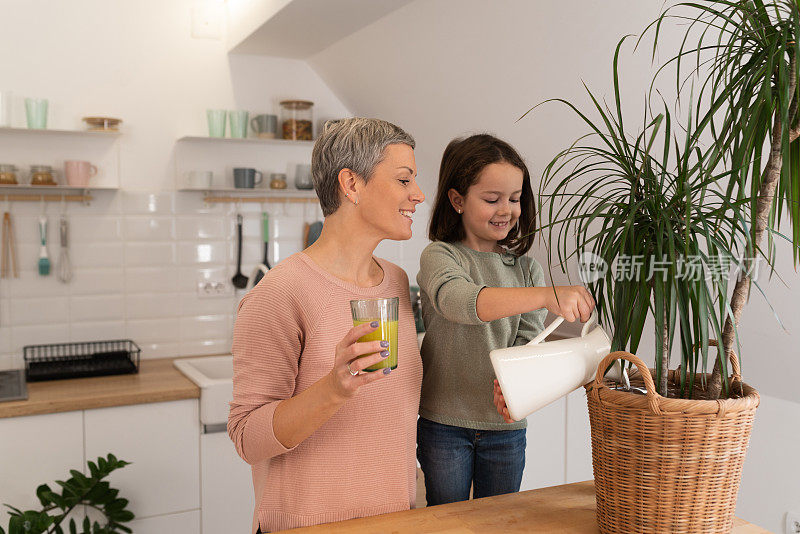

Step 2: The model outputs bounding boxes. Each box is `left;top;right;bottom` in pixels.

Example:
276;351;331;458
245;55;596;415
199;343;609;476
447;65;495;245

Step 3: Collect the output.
457;209;462;214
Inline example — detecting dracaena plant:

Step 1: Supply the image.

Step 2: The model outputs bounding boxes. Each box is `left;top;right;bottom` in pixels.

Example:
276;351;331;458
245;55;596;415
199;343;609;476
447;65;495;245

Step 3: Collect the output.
528;38;755;398
646;0;800;397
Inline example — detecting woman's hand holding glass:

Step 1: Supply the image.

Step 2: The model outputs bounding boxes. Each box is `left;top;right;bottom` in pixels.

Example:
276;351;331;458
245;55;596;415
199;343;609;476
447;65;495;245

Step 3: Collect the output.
328;321;391;400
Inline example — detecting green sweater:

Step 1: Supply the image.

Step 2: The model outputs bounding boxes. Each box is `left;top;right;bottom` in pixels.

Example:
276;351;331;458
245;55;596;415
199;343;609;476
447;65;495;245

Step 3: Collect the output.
416;241;547;431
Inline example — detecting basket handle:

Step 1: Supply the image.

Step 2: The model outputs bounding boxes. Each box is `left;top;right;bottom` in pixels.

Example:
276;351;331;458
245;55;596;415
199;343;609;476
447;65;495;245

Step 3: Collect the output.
592;351;663;415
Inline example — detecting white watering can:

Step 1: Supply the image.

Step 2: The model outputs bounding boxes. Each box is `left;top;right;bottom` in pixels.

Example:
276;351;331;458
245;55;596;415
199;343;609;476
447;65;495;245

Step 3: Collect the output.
490;310;622;421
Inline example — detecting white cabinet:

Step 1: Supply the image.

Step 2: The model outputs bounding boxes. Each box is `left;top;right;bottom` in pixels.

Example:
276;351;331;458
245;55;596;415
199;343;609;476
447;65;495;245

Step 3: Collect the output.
201;431;254;534
83;399;200;519
0;411;84;527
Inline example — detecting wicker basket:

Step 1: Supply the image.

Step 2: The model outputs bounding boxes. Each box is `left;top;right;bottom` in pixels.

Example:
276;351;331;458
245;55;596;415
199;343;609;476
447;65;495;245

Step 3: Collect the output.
585;345;760;534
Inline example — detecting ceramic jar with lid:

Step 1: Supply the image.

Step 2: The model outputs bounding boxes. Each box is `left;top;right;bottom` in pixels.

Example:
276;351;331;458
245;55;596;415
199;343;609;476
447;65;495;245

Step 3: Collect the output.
280;100;314;140
0;164;18;185
30;165;57;186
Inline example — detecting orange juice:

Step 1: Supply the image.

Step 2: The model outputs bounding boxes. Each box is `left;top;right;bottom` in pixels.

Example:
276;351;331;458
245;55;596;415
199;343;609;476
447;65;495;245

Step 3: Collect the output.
353;319;398;371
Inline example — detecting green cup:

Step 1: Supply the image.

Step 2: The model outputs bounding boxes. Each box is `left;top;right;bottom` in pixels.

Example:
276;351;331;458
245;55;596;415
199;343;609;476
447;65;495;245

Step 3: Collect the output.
207;109;227;137
229;110;249;139
25;98;48;129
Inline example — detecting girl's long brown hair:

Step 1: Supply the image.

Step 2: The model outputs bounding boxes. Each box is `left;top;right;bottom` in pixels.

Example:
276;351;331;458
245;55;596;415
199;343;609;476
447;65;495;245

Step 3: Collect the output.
428;134;536;256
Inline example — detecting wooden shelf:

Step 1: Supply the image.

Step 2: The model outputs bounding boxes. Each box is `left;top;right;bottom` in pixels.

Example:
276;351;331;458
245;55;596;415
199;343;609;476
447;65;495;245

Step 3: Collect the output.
0;184;118;192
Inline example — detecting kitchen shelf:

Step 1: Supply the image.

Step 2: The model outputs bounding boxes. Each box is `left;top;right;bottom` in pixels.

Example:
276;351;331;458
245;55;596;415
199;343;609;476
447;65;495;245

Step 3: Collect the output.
177;136;314;146
174;135;314;192
0;126;121;139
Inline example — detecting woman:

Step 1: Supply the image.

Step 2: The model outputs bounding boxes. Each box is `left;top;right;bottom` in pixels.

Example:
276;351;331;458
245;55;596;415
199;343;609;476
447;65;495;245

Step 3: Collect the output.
228;117;425;533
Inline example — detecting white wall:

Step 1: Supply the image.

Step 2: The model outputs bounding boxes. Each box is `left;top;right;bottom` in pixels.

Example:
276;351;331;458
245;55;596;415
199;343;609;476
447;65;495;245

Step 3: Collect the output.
305;1;800;530
0;0;354;367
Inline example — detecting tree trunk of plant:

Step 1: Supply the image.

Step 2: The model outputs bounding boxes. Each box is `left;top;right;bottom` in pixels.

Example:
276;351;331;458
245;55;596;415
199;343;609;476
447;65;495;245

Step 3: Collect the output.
708;109;789;398
659;300;669;397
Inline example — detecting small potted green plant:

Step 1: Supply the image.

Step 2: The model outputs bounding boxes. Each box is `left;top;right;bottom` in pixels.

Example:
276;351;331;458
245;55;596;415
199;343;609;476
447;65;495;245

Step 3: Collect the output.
1;454;134;534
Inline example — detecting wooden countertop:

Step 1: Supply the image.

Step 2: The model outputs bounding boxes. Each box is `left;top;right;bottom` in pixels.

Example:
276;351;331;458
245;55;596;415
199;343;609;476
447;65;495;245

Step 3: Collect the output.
284;481;769;533
0;357;200;418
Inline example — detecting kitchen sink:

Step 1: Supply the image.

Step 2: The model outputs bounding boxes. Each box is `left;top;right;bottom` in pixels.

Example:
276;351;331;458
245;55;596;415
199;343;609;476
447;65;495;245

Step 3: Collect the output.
174;355;233;427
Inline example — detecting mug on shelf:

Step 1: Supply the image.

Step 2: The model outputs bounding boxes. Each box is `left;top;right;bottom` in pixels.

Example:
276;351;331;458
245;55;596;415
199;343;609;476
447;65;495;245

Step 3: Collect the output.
64;160;97;187
233;168;262;188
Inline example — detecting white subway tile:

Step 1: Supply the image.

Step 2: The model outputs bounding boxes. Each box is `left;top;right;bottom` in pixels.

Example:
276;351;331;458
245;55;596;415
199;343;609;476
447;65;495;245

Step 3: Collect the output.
123;217;176;241
68;216;122;243
137;341;181;360
272;240;301;264
124;242;175;267
70;295;125;322
122;192;174;215
70;268;125;295
71;242;125;268
179;293;237;316
176;217;226;240
126;293;181;319
126;267;179;293
177;241;226;266
7;270;70;298
179;314;230;340
0;352;22;371
69;321;126;342
126;318;180;344
174;193;225;215
8;297;69;326
10;324;70;349
271;216;304;240
180;338;231;357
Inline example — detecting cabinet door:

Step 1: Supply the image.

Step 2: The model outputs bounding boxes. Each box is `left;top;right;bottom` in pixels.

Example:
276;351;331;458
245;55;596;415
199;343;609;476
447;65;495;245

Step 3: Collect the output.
201;431;254;534
0;411;84;527
84;399;200;519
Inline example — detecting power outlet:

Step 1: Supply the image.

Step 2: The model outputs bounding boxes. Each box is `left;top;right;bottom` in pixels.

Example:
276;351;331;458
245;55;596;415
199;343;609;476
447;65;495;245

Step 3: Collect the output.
787;511;800;534
196;280;232;298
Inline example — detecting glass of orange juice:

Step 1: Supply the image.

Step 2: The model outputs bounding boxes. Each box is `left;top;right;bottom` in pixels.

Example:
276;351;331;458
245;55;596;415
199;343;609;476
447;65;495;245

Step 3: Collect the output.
349;297;399;371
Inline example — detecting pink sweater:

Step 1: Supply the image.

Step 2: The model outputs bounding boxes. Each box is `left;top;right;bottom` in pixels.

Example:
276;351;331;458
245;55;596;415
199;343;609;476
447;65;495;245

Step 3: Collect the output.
228;253;422;533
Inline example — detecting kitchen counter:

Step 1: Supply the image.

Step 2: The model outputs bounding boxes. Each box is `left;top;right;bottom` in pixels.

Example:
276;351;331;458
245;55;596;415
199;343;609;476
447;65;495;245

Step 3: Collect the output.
284;481;769;533
0;356;201;418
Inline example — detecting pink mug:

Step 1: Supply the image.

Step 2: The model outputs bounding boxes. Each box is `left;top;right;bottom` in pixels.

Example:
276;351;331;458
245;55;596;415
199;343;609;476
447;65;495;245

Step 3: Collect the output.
64;160;97;187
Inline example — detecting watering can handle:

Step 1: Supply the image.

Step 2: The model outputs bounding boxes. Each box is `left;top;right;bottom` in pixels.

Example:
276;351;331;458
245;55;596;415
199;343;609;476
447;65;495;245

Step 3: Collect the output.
527;309;598;345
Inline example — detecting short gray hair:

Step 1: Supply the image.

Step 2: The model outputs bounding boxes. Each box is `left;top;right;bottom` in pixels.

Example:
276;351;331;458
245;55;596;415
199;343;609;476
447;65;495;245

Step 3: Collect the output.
312;118;415;216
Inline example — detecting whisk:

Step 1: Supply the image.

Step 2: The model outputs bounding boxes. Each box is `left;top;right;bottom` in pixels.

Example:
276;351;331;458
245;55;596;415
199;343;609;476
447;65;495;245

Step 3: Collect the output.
57;214;73;283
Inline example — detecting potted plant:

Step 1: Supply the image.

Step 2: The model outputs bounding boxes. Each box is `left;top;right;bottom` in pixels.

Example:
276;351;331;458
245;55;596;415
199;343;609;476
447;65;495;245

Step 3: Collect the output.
527;0;800;524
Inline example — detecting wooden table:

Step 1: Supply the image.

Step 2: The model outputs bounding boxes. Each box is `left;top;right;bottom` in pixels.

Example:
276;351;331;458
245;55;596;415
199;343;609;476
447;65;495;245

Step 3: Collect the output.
284;481;770;533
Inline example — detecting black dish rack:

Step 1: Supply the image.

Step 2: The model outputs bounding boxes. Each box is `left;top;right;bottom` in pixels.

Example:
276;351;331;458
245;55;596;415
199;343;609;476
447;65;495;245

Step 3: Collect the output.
23;340;141;382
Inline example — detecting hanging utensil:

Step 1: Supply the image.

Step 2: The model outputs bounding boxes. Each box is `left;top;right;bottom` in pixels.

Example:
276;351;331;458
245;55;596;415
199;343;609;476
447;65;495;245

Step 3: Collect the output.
38;203;50;276
231;213;249;289
252;211;271;286
1;207;18;279
57;215;73;283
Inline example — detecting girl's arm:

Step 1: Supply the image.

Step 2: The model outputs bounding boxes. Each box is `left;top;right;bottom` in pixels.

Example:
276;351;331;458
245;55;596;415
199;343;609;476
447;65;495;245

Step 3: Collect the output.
476;284;594;323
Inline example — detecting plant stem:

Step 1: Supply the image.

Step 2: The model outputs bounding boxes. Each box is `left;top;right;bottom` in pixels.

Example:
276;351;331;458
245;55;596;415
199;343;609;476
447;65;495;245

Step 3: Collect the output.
659;300;669;397
708;53;798;398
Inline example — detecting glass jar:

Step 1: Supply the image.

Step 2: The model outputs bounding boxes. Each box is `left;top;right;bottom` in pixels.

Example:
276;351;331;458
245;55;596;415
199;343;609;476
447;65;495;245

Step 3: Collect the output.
294;164;313;190
269;173;287;190
30;165;56;186
0;164;18;185
280;100;314;140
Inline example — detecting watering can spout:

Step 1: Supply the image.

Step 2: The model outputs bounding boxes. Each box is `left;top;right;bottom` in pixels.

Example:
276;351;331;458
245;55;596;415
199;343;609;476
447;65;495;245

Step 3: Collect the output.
490;310;619;421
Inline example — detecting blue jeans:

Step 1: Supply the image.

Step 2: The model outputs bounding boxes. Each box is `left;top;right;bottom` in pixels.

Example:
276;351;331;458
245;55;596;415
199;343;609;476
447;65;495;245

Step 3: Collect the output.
416;416;526;506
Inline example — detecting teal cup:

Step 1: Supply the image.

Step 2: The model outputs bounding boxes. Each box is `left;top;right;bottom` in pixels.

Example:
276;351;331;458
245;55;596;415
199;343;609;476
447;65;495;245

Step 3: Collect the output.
207;109;227;137
229;110;249;139
25;98;48;129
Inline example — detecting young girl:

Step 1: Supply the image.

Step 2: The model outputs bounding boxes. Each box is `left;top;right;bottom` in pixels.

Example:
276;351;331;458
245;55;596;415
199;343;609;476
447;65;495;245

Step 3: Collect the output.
416;134;595;505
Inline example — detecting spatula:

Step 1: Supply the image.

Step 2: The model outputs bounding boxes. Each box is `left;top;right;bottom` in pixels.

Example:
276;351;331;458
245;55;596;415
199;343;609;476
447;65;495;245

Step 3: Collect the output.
231;214;248;289
253;212;271;286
